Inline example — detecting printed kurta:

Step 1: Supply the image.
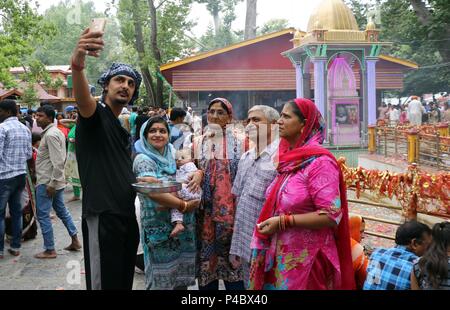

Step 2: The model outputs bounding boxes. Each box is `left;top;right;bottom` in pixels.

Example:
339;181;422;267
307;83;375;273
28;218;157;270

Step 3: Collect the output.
249;156;343;290
133;154;196;290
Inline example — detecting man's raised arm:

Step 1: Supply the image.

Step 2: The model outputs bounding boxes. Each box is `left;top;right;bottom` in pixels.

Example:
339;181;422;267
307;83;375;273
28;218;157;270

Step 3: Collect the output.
71;28;105;118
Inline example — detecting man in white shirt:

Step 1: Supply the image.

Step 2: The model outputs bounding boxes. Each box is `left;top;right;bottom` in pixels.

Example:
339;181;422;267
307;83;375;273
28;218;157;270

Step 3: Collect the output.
407;96;425;126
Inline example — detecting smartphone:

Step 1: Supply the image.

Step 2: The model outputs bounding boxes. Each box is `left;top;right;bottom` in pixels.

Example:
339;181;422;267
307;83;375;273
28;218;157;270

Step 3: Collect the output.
89;18;107;33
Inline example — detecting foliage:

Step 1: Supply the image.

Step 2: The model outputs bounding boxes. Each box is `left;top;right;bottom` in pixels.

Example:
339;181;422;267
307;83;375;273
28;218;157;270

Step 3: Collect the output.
0;0;55;88
195;0;242;51
347;0;449;95
117;0;195;105
33;0;123;93
258;18;289;35
379;0;450;95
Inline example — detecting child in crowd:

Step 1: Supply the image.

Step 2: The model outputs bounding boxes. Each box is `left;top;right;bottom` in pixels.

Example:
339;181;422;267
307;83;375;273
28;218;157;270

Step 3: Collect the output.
169;149;202;237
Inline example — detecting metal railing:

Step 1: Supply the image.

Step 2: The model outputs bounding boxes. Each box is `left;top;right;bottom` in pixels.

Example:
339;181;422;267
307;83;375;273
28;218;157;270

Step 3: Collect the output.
375;126;409;162
369;123;450;171
349;197;402;241
417;132;450;170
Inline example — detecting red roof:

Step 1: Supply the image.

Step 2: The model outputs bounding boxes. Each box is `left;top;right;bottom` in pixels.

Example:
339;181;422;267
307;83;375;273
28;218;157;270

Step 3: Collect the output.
161;29;418;92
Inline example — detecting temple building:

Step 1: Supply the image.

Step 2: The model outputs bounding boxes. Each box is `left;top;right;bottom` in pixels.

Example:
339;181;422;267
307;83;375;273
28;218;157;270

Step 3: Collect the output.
160;0;418;146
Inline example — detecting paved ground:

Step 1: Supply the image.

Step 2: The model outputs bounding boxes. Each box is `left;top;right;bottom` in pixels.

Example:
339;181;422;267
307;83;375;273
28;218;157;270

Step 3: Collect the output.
0;187;410;290
0;188;146;290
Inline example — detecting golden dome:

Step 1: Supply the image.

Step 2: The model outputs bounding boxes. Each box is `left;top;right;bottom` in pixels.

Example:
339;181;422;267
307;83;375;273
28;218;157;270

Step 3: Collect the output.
366;20;377;31
307;0;359;33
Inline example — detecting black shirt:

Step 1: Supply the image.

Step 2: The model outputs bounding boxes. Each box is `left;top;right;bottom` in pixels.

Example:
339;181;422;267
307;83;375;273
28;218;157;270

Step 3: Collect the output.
76;103;136;218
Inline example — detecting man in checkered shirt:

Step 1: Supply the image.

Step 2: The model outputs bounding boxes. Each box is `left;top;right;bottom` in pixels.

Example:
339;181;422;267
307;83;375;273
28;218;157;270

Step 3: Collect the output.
363;221;432;290
0;99;32;259
229;105;280;286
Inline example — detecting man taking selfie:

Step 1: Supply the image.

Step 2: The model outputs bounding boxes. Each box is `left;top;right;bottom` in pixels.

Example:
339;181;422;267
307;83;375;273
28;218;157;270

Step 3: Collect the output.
71;24;142;290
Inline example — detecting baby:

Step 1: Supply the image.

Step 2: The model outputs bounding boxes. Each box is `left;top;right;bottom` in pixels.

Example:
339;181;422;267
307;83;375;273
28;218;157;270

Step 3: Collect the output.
170;149;202;237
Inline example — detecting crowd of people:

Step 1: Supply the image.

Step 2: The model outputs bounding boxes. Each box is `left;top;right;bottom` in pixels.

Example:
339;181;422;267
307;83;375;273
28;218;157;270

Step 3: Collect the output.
0;100;82;260
378;96;450;127
1;27;449;291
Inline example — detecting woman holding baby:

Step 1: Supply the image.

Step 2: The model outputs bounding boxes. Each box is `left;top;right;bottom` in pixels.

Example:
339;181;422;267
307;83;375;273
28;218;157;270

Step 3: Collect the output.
133;116;202;290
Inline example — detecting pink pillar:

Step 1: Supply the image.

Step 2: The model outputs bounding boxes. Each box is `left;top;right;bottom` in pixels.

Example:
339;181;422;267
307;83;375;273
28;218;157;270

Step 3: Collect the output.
295;63;304;98
367;59;378;126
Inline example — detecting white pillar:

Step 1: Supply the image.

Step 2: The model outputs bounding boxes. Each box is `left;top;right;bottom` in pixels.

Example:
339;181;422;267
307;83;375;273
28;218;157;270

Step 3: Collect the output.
313;58;327;117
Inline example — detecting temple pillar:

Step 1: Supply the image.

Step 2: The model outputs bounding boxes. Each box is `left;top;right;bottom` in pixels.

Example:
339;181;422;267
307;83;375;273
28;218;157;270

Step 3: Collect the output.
295;62;304;98
366;58;378;126
312;57;327;117
303;73;311;99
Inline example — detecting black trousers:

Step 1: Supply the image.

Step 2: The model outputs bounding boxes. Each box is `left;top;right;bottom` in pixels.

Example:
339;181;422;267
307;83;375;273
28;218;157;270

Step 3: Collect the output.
82;213;139;290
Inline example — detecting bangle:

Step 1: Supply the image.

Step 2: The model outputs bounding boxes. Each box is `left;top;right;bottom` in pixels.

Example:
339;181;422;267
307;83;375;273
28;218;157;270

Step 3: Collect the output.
71;57;85;71
178;199;186;212
183;201;188;212
278;216;282;232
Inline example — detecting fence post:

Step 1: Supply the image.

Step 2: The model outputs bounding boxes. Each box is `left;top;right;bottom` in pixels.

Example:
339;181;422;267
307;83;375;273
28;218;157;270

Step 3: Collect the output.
368;125;376;154
405;164;418;221
394;126;398;156
437;122;449;137
384;127;387;157
436;131;441;169
407;128;419;164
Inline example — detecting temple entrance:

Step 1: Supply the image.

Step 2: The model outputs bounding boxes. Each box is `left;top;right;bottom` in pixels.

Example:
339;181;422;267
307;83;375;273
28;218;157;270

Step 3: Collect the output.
327;53;362;146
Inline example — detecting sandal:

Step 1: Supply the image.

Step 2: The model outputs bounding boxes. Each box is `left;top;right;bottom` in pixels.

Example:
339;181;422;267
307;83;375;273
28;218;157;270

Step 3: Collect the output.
8;249;20;256
34;251;57;259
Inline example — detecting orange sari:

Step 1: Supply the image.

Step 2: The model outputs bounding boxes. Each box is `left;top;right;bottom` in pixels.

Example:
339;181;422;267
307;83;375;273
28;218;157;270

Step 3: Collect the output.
349;215;368;289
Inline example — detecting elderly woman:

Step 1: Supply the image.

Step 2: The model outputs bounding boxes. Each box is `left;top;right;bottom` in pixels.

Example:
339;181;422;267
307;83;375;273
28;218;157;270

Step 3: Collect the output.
249;98;354;290
192;98;246;290
133;116;200;290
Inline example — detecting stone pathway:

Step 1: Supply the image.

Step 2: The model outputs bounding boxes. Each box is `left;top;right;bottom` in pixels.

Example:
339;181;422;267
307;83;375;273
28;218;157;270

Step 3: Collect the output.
0;188;145;290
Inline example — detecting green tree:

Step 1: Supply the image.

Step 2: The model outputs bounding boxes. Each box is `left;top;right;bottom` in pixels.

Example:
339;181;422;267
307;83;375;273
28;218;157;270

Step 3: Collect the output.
117;0;195;106
379;0;450;95
33;0;123;94
347;0;449;95
344;0;378;30
258;18;289;35
196;0;243;50
21;84;39;108
0;0;55;88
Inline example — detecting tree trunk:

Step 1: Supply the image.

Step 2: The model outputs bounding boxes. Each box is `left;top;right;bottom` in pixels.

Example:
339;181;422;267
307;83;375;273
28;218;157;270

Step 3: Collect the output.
409;0;450;63
147;0;164;107
244;0;257;40
212;8;220;36
131;0;156;106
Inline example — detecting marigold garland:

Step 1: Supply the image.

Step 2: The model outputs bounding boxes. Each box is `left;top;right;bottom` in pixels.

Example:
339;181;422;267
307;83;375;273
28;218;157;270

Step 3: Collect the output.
338;158;450;220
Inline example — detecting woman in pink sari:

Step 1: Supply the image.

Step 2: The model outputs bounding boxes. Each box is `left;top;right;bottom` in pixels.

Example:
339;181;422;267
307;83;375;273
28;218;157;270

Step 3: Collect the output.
248;98;354;290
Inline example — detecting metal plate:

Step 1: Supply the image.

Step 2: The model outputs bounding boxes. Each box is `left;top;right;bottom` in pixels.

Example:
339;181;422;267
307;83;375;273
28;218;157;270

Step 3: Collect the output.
132;181;182;194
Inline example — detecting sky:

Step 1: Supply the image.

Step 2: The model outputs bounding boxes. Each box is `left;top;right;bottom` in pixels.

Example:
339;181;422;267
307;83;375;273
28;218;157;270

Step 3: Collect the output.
36;0;321;36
